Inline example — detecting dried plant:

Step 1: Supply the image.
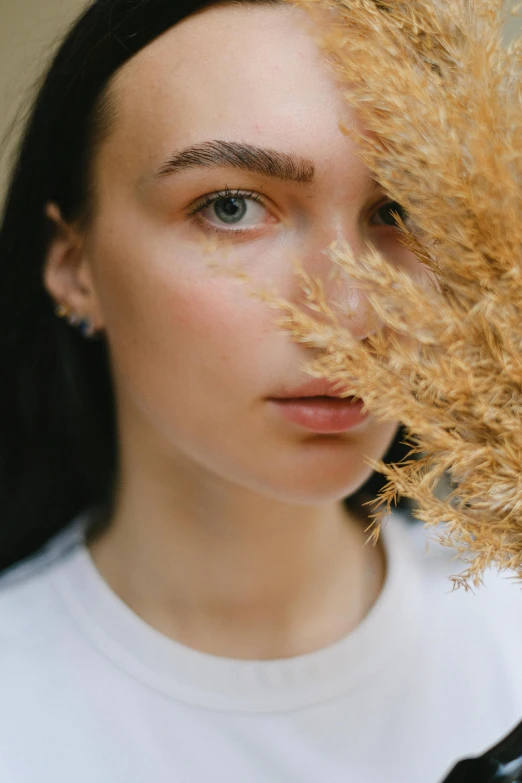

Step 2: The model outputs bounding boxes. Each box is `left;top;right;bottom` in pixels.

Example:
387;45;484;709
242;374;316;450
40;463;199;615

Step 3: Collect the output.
232;0;522;588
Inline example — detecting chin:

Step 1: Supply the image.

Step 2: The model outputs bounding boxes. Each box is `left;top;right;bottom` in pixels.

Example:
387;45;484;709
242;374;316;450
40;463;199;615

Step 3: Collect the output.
246;461;378;506
248;421;398;504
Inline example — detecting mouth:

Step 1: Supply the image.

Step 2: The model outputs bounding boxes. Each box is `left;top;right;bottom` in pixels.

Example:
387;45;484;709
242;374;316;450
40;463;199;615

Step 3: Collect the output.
268;395;368;434
272;377;359;401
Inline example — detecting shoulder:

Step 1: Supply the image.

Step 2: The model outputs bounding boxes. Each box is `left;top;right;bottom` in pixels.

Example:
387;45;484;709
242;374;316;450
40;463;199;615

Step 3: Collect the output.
0;517;86;647
390;511;522;671
389;509;522;589
387;510;522;631
0;518;96;768
0;517;91;727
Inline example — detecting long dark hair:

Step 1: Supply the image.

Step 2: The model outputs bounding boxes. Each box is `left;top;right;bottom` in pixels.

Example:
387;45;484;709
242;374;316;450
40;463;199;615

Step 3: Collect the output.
0;0;412;574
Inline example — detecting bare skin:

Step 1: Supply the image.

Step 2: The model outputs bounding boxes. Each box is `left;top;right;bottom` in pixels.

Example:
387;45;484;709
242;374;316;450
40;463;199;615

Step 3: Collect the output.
44;4;424;660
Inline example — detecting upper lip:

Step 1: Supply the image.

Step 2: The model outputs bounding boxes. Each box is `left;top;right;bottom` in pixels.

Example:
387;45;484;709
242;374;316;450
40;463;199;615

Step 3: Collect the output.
271;378;357;399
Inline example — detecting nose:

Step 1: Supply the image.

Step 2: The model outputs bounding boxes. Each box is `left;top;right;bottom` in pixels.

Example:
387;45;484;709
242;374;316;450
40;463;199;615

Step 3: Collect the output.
292;225;383;342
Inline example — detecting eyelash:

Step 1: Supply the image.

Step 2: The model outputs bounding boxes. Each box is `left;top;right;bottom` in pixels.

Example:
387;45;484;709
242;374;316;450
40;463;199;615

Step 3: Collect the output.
186;188;407;237
186;188;267;236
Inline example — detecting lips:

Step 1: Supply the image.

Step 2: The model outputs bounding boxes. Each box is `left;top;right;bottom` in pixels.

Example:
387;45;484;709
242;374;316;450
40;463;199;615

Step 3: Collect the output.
268;395;368;434
266;376;367;433
272;378;357;401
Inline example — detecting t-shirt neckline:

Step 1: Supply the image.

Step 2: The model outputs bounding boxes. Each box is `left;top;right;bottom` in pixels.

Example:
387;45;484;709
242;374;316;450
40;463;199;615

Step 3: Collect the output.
49;510;423;713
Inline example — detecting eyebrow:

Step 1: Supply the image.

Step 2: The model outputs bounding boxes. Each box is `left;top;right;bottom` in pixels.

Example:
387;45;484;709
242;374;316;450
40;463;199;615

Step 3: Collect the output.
154;140;316;184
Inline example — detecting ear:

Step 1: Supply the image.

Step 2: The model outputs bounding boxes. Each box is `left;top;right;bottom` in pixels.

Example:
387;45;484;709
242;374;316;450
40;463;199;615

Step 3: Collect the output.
43;202;105;330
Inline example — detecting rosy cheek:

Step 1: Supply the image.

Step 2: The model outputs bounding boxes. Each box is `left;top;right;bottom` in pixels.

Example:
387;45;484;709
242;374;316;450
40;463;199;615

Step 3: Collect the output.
116;272;256;369
170;282;261;351
92;212;273;363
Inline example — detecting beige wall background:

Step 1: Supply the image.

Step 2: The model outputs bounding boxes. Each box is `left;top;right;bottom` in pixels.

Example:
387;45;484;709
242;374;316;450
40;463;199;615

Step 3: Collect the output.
0;0;89;196
0;0;521;199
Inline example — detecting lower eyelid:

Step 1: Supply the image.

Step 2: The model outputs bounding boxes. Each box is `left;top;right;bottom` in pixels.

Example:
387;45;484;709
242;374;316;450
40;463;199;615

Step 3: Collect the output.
199;224;258;238
191;212;272;239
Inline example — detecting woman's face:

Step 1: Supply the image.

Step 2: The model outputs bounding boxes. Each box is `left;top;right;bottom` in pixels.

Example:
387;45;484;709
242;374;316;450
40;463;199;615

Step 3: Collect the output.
68;2;422;503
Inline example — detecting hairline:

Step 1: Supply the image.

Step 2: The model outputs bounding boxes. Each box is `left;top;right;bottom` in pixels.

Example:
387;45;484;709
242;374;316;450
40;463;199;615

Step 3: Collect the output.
81;0;285;224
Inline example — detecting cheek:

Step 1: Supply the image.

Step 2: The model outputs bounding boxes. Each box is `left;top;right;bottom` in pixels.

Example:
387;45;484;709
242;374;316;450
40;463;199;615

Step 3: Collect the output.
89;224;275;411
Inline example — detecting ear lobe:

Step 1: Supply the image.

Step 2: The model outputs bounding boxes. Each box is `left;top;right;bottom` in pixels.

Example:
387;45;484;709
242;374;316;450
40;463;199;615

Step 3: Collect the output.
43;202;103;328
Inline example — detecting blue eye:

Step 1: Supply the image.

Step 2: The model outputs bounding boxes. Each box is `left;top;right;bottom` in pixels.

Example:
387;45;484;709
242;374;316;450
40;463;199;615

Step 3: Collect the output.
212;196;248;224
188;189;269;233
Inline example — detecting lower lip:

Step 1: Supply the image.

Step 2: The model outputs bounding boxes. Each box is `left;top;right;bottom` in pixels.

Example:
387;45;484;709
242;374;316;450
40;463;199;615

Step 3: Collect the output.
269;396;369;434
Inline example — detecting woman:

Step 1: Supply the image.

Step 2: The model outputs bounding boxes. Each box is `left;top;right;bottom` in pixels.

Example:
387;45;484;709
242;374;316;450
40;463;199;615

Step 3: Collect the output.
0;1;521;780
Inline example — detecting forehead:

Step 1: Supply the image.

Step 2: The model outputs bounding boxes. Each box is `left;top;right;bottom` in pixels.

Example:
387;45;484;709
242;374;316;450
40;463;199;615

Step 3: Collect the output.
96;3;350;178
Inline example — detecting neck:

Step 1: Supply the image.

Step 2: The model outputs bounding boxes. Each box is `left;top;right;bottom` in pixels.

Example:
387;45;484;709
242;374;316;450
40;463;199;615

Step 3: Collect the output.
88;416;386;660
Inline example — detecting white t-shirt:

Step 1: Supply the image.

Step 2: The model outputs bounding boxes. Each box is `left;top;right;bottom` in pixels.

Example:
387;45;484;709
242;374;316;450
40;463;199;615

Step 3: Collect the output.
1;510;522;783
